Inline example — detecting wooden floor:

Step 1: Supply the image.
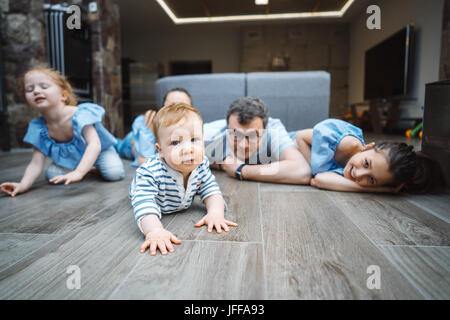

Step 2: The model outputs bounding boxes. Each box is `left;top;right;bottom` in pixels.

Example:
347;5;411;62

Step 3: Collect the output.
0;135;449;300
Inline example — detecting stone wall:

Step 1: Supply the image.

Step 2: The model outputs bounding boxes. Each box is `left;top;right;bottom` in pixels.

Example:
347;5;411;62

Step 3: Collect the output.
0;0;123;148
89;0;123;138
240;23;349;118
440;0;450;80
0;0;46;147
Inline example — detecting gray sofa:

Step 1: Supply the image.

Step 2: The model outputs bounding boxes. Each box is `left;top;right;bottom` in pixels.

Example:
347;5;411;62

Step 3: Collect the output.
155;71;330;131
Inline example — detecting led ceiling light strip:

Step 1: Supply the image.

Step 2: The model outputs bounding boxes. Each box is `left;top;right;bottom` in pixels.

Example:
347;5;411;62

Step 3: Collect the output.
156;0;355;24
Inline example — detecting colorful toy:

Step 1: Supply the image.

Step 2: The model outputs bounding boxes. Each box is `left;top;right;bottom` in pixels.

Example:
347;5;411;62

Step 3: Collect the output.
405;105;424;139
405;121;422;139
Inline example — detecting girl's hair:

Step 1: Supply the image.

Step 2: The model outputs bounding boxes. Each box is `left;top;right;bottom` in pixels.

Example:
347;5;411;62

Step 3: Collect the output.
374;142;447;193
23;66;78;106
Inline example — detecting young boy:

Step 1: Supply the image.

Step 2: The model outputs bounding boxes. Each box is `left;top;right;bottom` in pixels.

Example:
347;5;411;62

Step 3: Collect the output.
115;87;193;167
129;102;237;255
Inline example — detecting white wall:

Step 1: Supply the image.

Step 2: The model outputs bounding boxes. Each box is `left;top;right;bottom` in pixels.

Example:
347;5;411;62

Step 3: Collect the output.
348;0;445;119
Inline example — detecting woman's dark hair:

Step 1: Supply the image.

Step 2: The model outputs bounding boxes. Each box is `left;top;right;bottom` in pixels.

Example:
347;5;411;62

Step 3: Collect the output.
162;87;192;106
374;142;447;193
226;97;269;128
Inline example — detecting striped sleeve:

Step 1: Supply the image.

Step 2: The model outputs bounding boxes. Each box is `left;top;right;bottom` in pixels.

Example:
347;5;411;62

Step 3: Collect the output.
197;157;222;201
129;167;161;233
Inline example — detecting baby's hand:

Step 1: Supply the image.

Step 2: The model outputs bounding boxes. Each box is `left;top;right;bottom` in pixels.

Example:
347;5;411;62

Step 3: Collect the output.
194;212;238;234
0;182;26;197
49;170;85;185
140;227;181;255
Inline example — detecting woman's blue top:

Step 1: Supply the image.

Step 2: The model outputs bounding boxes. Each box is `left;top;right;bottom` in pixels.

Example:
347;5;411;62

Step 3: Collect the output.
130;114;157;167
23;103;117;170
311;119;365;176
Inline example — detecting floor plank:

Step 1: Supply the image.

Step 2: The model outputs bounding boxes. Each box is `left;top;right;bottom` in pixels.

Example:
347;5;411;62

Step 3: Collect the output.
326;192;450;246
0;165;44;184
109;240;265;300
406;194;450;223
0;196;144;299
0;162;134;234
0;151;33;169
259;182;319;193
0;152;46;182
379;246;450;299
260;191;424;299
163;179;262;243
1;146;448;300
0;233;57;271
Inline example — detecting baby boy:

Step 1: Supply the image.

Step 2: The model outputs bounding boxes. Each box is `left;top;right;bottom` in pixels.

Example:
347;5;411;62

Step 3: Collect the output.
129;102;237;255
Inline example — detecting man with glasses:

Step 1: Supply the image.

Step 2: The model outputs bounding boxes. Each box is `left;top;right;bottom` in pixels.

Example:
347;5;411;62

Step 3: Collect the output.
204;97;311;184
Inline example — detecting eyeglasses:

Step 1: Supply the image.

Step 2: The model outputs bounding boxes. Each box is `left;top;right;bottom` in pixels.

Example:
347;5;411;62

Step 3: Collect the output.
227;129;263;142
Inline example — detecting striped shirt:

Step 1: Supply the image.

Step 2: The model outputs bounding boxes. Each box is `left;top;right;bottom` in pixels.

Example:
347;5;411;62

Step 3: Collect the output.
129;154;222;233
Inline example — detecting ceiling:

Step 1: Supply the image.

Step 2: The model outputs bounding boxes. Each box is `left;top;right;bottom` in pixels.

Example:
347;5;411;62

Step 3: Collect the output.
119;0;370;35
156;0;356;24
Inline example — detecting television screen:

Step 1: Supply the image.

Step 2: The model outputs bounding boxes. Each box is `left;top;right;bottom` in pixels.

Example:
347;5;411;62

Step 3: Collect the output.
364;25;414;101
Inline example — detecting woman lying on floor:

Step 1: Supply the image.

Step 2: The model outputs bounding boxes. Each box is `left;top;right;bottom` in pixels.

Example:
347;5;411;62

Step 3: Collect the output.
290;119;446;193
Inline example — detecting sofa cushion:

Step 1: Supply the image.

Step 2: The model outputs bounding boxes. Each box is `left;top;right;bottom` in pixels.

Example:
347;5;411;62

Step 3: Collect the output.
246;71;330;131
156;71;330;131
155;73;246;123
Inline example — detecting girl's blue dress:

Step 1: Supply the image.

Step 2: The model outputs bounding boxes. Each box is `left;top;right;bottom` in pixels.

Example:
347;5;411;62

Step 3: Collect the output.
23;103;117;170
310;119;365;176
